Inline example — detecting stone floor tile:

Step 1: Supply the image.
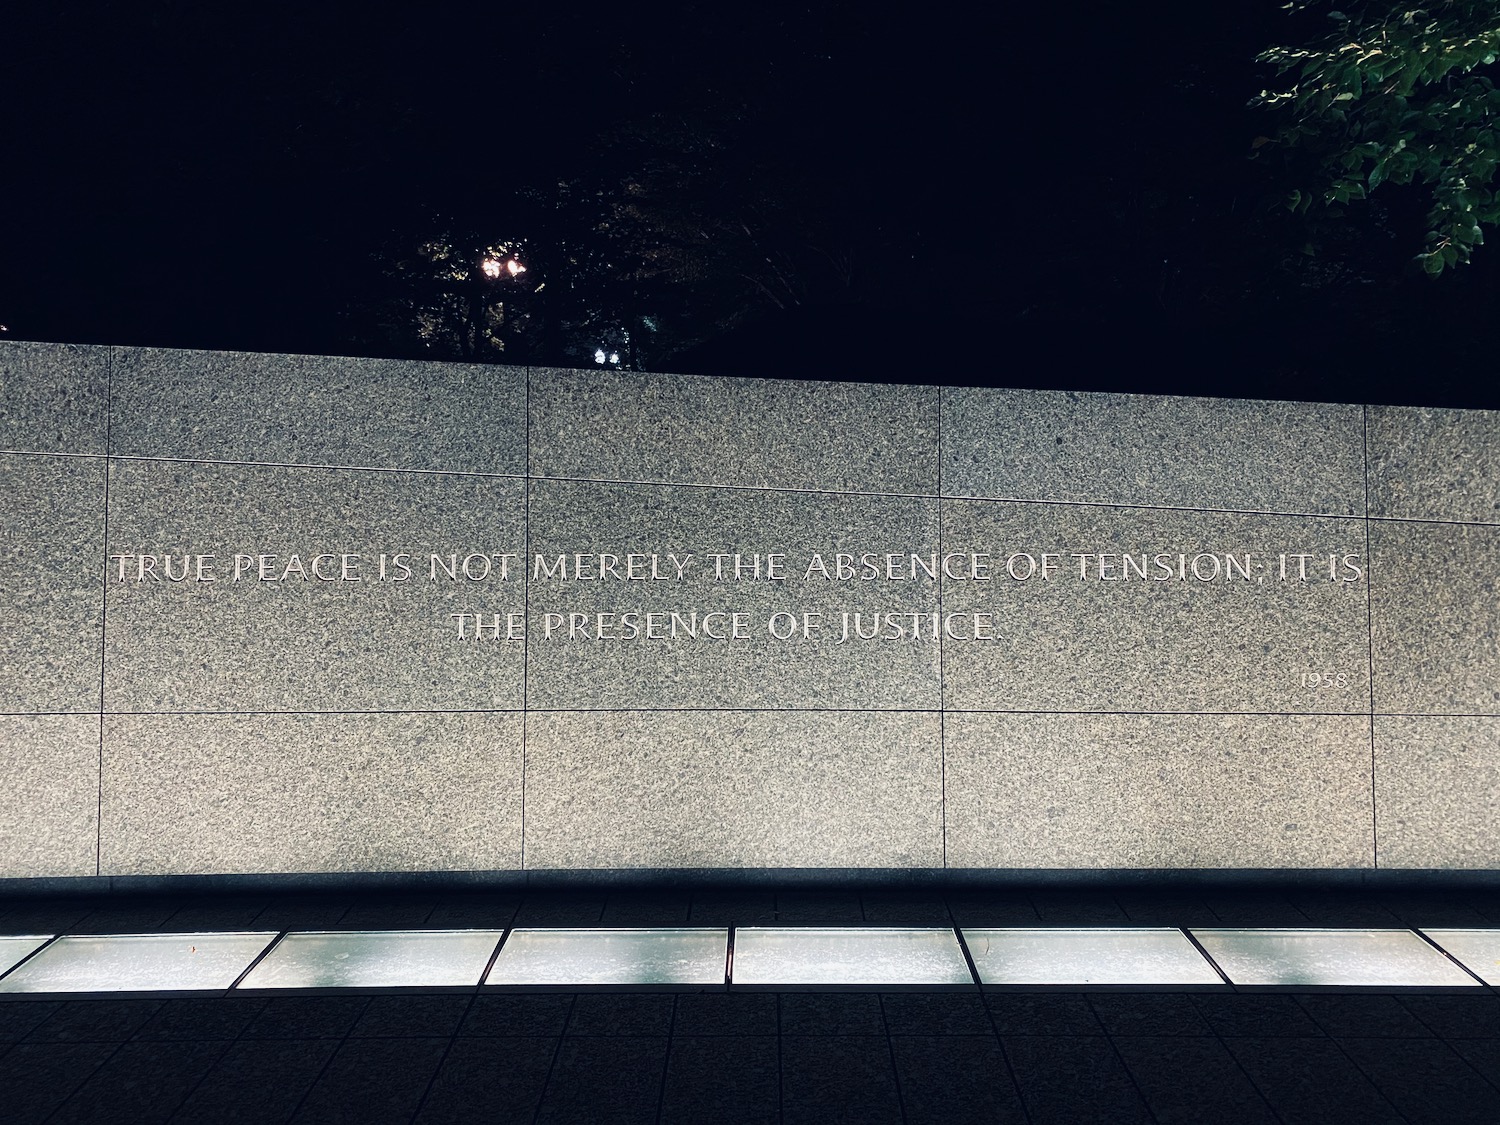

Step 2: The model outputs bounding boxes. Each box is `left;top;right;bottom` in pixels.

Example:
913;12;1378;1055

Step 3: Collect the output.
0;1041;119;1125
413;1037;557;1124
1088;993;1214;1037
349;994;471;1038
1224;1037;1402;1125
889;1035;1027;1124
290;1036;448;1124
1113;1034;1279;1125
134;996;265;1041
659;1035;779;1125
1340;1036;1500;1125
880;991;992;1036
26;999;164;1042
460;994;574;1037
672;992;778;1036
780;1035;903;1125
533;1035;668;1125
1193;993;1324;1037
240;996;370;1040
565;993;674;1037
1002;1035;1152;1124
1296;993;1435;1039
49;1039;225;1125
986;993;1104;1036
778;992;884;1035
170;1038;338;1125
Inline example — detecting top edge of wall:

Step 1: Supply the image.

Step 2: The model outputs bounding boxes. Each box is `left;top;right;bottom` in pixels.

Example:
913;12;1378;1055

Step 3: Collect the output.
5;339;1499;520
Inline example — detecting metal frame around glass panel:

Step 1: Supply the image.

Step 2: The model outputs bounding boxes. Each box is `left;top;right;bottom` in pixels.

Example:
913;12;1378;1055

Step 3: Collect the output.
1191;928;1481;988
486;928;728;987
0;932;277;993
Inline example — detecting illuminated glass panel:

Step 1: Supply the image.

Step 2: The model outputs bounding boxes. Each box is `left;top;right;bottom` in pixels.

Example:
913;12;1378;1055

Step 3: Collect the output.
0;936;52;978
486;928;727;986
965;927;1222;985
0;932;276;993
1191;928;1481;987
1419;929;1500;985
238;929;504;989
731;927;972;986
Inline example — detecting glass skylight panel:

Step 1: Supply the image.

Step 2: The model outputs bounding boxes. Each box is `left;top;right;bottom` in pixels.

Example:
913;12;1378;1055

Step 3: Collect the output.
1419;929;1500;985
485;928;727;986
237;930;504;989
0;936;52;979
0;933;276;993
731;927;972;986
1191;928;1481;987
965;927;1223;985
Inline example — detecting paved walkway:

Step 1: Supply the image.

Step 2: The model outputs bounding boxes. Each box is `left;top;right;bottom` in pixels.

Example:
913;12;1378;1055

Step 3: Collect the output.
1;883;1498;1123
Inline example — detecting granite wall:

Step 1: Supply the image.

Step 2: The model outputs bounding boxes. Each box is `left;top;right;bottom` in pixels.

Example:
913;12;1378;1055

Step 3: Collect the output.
2;340;1496;881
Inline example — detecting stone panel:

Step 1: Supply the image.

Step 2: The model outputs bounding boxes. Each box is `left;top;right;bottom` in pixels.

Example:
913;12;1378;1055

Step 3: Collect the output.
945;713;1374;868
941;500;1369;713
1374;715;1500;868
109;346;525;474
103;460;525;712
0;454;105;712
0;714;99;877
0;340;109;455
1368;404;1500;524
524;710;942;869
525;478;941;709
942;386;1365;515
1370;520;1500;715
529;366;939;494
100;712;522;875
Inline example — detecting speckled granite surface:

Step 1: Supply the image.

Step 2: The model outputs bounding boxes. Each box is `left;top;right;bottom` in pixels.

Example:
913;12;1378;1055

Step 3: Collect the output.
523;710;942;869
1375;715;1500;868
530;366;939;493
1370;520;1500;714
945;713;1374;869
4;344;1500;878
941;500;1370;713
0;340;108;454
99;712;523;875
102;459;525;712
526;478;941;709
1369;404;1500;524
109;346;526;474
0;715;99;877
0;454;105;713
942;387;1365;515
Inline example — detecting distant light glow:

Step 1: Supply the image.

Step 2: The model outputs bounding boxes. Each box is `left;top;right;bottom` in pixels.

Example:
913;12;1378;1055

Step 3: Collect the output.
594;349;607;364
480;258;502;279
507;258;526;276
609;352;620;364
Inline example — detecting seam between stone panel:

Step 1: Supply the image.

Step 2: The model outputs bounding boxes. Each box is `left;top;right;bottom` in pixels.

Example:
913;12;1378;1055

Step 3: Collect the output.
91;706;1387;718
95;345;114;877
938;383;947;870
1367;513;1500;529
940;492;1368;521
1364;403;1380;869
89;459;1500;526
536;473;1381;520
0;448;108;459
105;453;528;480
532;472;938;500
521;366;532;874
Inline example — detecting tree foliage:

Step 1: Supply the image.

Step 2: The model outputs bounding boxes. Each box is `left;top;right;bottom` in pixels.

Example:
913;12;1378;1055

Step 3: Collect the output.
1255;0;1500;273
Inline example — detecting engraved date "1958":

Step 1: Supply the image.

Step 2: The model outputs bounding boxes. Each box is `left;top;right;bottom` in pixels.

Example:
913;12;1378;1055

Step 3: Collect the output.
1300;672;1352;689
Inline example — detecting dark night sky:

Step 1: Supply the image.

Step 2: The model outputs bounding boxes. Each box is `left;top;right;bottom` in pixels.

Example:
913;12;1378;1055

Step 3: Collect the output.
4;2;1497;408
